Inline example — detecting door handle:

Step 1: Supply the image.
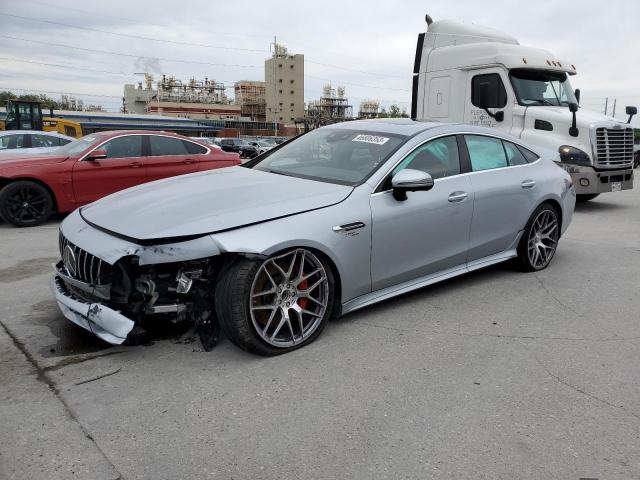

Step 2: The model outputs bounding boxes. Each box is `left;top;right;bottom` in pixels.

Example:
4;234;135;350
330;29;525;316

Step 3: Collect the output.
184;159;195;165
448;191;468;203
521;180;536;189
129;161;143;168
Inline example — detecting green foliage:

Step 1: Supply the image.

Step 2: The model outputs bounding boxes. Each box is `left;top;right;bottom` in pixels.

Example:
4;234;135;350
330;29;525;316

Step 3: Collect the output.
0;91;61;109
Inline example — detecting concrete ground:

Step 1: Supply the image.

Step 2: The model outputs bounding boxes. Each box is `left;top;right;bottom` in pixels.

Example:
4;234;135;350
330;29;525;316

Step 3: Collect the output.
0;188;639;480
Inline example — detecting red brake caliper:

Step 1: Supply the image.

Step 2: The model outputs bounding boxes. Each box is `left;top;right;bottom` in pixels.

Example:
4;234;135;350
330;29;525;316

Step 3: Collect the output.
297;279;308;309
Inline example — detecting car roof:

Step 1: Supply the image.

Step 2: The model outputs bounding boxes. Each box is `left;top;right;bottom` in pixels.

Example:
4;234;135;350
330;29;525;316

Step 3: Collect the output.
327;118;442;136
0;130;71;138
88;130;187;139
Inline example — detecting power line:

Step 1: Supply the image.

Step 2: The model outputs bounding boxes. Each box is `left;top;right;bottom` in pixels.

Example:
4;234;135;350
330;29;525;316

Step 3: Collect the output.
305;60;407;79
27;0;273;39
0;12;269;53
1;12;407;80
0;86;122;99
304;74;409;92
0;35;262;69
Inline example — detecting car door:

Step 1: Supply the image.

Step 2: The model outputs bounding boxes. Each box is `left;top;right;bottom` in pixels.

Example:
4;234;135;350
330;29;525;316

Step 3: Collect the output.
370;135;474;291
145;135;199;182
463;134;539;262
72;135;146;205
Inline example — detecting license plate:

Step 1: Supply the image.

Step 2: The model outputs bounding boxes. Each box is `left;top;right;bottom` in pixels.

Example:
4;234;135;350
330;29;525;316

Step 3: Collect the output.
611;181;622;192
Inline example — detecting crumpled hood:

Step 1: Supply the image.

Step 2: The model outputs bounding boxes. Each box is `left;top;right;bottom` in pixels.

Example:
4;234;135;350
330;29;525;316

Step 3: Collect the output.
81;166;353;241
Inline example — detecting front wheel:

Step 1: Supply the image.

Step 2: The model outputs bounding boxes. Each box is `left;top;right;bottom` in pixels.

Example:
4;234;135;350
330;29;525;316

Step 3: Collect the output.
516;204;560;272
215;249;335;355
0;181;54;227
576;193;600;202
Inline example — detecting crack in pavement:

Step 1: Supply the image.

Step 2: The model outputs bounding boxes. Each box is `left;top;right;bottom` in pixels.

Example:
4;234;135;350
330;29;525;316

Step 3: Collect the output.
0;319;124;480
43;350;127;372
75;367;122;386
352;320;640;343
523;342;640;423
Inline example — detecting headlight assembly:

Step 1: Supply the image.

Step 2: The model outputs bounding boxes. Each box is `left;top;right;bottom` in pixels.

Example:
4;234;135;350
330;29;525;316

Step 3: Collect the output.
558;145;591;166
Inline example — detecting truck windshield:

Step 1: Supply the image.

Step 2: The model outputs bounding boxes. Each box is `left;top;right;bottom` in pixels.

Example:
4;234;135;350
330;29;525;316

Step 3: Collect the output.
251;128;406;186
510;69;577;107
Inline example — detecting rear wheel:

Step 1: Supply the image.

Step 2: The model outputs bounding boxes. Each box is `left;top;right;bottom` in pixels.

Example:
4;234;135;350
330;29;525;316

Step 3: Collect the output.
0;181;54;227
215;249;335;355
576;193;600;202
516;204;560;271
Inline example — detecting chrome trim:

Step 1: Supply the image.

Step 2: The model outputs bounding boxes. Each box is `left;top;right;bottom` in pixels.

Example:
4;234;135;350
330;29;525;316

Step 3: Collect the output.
80;132;211;162
53;262;111;300
332;222;366;232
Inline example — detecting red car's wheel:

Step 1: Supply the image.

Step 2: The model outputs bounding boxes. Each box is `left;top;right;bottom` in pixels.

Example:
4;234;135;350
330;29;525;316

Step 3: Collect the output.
0;181;54;227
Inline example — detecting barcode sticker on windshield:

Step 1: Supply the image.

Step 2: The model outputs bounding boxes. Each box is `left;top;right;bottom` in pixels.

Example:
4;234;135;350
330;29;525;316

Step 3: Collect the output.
352;134;389;145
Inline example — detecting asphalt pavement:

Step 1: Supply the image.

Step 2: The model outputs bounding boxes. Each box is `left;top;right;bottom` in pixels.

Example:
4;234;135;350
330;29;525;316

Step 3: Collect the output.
0;188;639;479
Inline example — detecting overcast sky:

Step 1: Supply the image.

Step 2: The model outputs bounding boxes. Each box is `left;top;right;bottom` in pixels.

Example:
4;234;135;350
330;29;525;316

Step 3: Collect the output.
1;0;638;125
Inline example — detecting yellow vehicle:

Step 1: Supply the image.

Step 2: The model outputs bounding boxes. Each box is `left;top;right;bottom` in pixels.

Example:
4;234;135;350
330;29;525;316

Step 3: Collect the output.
42;117;83;137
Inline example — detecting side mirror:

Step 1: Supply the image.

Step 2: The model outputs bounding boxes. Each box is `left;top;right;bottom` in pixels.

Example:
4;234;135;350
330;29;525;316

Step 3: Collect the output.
626;106;637;124
391;169;434;201
86;148;107;161
574;88;581;104
476;84;504;122
568;102;579;137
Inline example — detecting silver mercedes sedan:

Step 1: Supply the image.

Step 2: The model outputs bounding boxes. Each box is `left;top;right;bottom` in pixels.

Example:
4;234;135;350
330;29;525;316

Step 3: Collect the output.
52;119;576;355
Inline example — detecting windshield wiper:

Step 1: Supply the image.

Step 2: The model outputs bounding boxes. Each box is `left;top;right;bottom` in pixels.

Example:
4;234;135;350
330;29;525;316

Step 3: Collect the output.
521;98;554;106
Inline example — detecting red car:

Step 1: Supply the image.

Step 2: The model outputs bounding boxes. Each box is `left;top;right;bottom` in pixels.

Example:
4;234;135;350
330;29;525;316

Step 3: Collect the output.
0;131;240;227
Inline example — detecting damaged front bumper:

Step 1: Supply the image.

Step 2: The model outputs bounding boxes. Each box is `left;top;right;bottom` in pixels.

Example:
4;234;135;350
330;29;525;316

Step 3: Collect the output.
51;267;134;345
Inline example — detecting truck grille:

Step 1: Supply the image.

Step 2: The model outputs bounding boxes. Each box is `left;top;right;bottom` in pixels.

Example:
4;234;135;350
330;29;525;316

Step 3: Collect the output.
595;127;634;168
58;232;111;285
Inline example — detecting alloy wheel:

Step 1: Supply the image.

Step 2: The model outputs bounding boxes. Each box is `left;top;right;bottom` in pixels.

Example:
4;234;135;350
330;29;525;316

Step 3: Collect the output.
249;249;329;348
5;185;49;225
527;209;559;269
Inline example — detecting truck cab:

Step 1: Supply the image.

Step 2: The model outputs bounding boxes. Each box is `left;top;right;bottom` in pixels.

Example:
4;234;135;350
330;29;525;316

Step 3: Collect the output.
412;18;636;200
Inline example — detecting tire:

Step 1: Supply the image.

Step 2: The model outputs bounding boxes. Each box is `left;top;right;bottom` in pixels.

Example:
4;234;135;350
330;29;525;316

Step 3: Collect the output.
0;181;54;227
576;193;600;202
215;249;335;355
516;203;560;272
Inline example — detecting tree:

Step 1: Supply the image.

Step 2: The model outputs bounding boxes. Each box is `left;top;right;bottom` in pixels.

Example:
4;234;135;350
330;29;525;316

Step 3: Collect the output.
388;104;401;117
378;107;388;118
0;91;60;109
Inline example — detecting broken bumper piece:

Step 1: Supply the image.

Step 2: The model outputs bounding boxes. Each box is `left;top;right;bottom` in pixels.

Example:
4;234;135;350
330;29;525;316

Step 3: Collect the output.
51;274;134;345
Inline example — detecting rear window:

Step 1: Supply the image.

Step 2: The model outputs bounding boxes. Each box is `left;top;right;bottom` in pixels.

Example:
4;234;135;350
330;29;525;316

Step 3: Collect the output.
517;145;540;162
149;136;189;156
183;140;207;154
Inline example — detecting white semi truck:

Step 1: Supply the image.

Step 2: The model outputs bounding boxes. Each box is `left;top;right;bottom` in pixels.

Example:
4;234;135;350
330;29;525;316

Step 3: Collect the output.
411;16;637;201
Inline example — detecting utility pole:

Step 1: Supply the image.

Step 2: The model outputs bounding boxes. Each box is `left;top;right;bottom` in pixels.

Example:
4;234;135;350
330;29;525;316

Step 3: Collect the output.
604;97;608;116
612;98;617;118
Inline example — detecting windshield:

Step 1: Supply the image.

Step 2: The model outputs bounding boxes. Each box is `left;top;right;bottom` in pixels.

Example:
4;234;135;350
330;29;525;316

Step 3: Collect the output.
258;141;272;147
510;69;577;107
251;128;406;185
55;135;102;156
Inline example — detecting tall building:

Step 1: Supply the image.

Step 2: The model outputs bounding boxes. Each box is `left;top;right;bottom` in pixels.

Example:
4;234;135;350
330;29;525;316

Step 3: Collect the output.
234;80;266;121
265;44;304;124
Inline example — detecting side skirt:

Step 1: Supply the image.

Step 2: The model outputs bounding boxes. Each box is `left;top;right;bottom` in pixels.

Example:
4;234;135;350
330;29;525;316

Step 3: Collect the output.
341;248;518;315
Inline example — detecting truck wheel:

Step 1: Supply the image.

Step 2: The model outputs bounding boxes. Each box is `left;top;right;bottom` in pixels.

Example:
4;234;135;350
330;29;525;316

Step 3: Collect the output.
576;194;600;202
516;203;559;272
0;181;54;227
215;249;335;356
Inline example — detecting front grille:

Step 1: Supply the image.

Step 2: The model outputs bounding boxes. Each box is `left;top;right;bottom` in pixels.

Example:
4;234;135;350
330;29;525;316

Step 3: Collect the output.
58;232;111;285
595;127;634;168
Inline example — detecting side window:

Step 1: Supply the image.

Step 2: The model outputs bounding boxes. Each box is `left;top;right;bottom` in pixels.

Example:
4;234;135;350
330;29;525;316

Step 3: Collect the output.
393;136;460;180
502;141;527;166
183;140;207;154
465;135;508;172
101;136;143;159
471;73;507;109
517;145;539;163
0;134;25;149
32;134;59;148
149;136;189;156
59;137;72;146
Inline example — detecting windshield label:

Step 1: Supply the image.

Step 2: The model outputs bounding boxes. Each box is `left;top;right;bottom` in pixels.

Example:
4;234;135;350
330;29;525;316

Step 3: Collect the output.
352;134;389;145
